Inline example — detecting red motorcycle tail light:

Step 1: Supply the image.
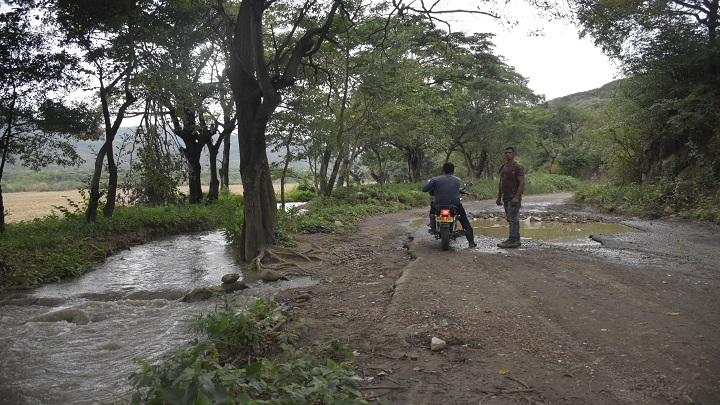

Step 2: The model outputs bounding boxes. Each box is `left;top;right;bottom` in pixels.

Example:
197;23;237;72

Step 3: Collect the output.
440;209;451;217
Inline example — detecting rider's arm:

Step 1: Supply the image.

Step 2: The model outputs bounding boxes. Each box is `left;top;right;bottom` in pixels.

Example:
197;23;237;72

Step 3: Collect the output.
421;178;435;193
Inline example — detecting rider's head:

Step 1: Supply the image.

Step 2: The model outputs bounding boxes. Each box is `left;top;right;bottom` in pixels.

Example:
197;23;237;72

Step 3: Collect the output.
442;162;455;175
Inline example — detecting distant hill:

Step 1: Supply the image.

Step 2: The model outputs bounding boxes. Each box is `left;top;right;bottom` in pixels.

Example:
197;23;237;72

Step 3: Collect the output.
3;129;307;192
547;79;622;110
6;129;307;173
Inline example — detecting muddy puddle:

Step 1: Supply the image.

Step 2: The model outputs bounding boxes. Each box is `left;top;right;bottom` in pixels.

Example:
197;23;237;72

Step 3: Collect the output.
412;216;635;246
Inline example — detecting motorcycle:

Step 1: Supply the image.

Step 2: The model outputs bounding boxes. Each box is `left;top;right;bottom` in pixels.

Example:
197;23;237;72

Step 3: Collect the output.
429;183;472;251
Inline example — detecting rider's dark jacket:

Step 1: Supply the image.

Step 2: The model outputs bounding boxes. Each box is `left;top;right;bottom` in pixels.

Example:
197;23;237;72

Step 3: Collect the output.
422;174;462;206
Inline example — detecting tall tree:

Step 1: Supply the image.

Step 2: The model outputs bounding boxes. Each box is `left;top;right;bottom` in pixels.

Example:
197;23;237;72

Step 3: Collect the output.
0;8;97;232
50;0;143;221
139;0;235;204
572;0;720;181
224;0;343;261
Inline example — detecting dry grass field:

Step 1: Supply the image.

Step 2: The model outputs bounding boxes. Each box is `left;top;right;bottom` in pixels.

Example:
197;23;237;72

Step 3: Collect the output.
2;185;249;223
2;183;298;223
3;190;86;223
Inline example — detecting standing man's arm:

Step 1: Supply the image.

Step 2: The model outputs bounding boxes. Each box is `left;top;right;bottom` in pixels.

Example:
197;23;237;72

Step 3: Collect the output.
511;175;525;206
496;177;503;206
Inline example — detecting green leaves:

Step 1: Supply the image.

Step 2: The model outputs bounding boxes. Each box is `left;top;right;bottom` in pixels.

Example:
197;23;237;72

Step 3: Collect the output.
129;298;368;404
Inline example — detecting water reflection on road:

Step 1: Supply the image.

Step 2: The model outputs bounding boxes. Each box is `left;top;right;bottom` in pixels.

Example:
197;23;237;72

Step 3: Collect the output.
470;218;635;245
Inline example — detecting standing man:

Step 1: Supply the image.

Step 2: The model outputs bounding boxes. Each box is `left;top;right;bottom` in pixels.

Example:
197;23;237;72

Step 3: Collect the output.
496;147;525;248
423;162;477;248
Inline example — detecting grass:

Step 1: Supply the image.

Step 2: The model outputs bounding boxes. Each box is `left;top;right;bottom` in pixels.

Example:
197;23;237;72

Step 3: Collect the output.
127;298;367;405
0;192;242;290
575;177;720;224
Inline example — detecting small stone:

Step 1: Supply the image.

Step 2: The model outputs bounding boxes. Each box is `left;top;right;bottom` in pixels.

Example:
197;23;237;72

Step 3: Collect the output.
259;268;286;282
182;287;214;302
430;337;446;351
221;281;248;293
294;293;311;302
221;273;240;283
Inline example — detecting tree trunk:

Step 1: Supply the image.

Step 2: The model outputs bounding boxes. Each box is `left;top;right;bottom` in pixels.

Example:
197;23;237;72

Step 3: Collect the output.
220;132;231;189
228;0;339;260
207;141;221;202
0;187;5;233
183;141;205;204
86;81;135;222
228;0;278;261
280;142;292;211
318;148;333;196
102;150;118;217
237;115;277;261
407;147;424;183
86;142;110;222
0;126;10;233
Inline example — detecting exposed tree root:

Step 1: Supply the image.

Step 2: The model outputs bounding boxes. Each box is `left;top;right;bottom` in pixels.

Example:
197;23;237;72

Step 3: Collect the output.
245;246;322;274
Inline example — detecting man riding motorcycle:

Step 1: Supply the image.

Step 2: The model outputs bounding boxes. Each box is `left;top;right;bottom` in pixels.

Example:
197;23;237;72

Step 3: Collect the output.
422;162;477;249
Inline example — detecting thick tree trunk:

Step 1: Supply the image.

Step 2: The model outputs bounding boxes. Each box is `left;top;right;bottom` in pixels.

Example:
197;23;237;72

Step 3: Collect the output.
228;0;339;260
407;147;424;183
182;141;204;204
229;0;278;261
237;102;277;260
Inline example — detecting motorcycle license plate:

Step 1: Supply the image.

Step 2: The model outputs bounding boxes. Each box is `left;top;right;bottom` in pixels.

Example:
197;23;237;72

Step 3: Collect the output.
436;217;454;223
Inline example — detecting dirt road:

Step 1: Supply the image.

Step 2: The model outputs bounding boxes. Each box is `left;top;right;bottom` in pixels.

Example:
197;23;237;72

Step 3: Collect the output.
275;193;720;404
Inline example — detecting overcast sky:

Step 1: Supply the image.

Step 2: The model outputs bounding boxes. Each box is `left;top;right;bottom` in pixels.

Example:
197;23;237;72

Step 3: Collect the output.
441;1;621;100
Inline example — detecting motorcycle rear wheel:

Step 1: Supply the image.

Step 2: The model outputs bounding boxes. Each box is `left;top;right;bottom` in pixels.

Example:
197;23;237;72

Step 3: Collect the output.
440;228;451;251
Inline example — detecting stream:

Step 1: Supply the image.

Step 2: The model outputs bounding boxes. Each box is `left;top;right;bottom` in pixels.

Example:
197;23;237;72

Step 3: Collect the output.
0;231;311;405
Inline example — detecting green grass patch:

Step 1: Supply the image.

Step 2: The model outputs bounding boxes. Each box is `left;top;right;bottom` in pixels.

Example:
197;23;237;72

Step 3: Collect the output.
0;192;242;290
128;298;367;405
278;183;428;235
574;178;720;223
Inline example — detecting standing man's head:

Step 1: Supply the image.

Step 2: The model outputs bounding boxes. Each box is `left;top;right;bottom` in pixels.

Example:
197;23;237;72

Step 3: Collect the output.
442;162;455;174
503;147;516;162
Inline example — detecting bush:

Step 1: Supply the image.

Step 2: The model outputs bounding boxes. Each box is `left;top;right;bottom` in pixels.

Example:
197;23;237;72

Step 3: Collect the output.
574;176;720;223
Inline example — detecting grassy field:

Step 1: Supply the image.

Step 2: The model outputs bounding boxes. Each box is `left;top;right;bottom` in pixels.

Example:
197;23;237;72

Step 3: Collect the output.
2;185;250;223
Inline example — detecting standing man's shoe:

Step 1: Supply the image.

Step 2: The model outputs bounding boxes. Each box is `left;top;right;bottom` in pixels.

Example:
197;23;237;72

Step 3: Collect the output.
497;239;520;248
468;241;477;248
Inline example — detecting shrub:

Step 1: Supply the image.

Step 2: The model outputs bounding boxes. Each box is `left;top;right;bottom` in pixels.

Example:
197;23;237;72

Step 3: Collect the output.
128;298;367;405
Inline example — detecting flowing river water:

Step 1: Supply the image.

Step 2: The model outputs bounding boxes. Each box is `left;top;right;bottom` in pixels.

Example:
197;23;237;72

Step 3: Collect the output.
0;231;312;405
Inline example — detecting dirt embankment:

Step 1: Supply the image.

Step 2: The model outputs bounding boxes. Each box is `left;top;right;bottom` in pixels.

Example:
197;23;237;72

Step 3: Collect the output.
273;194;720;404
